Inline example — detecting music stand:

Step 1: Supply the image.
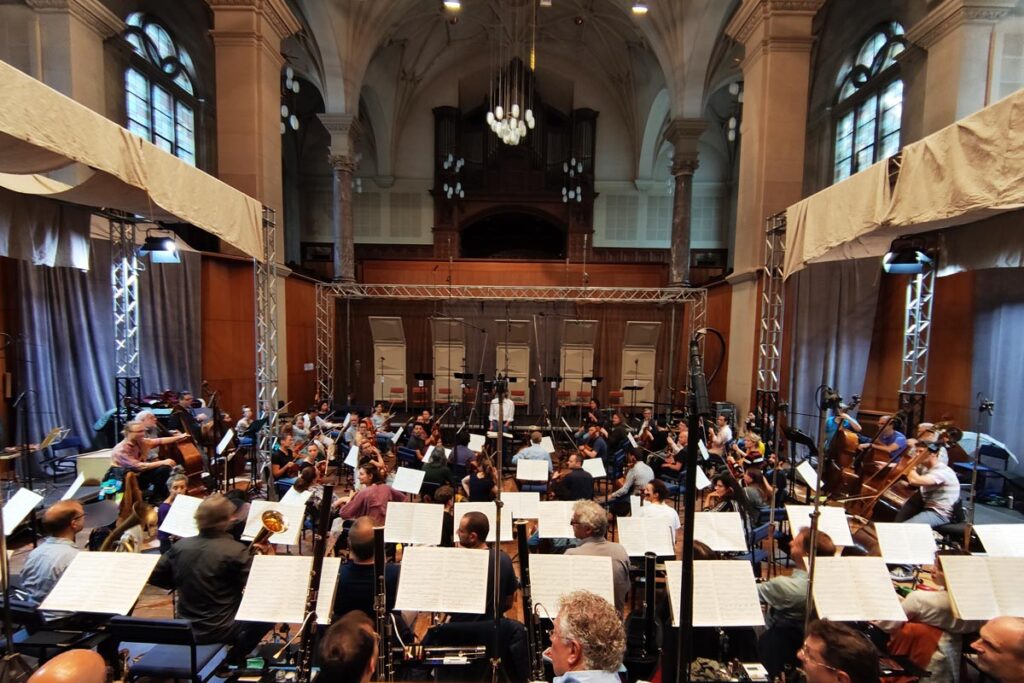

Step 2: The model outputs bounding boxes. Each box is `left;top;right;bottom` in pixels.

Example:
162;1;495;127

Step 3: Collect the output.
243;418;269;496
622;386;643;415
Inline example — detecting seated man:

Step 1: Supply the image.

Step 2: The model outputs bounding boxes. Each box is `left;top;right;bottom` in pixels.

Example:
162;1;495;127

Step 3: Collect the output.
798;619;880;683
900;442;960;528
111;420;186;500
607;451;653;516
545;590;625;683
971;616;1024;683
513;431;553;491
333;517;403;631
318;611;378;683
564;500;630;615
451;511;518;622
551;452;595;501
21;501;84;603
149;494;271;665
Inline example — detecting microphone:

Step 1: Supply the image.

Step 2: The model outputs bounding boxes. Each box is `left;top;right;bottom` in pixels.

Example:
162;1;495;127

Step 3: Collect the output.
11;391;27;409
689;340;711;417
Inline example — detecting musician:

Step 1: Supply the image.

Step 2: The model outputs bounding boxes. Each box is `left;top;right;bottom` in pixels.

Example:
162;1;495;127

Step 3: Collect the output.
168;391;206;444
638;479;680;538
798;619;880;683
565;501;630;614
292;413;311;442
463;453;498;502
858;414;908;459
757;528;836;627
20;501;84;603
901;442;960;528
157;472;188;553
111;421;186;500
370;403;395;444
423;447;458;489
333;517;401;622
271;433;300;496
741;466;775;509
666;420;688;455
605;413;629;455
707;414;733;455
452;511;518;621
489;391;515;432
608;451;654;514
414;409;434;426
544;590;626;683
318;611;378;683
338;464;407;525
235;405;255;447
705;473;741;513
450;430;476;470
579;425;608;461
136;409;167;438
551;452;595;501
25;649;106;683
404;423;428;461
150;495;271;665
434;485;456;547
583;398;605;428
972;617;1024;683
513;431;553;475
825;408;862;447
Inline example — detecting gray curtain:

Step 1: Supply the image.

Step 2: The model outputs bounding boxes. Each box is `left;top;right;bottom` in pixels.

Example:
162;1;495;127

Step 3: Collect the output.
971;268;1024;475
14;238;201;459
785;258;880;442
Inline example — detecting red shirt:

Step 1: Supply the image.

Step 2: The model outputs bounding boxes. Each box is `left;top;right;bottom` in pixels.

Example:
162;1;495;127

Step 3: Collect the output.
339;484;407;525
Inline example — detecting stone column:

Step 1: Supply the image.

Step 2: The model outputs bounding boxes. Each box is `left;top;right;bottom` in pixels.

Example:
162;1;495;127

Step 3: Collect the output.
906;0;1017;136
724;0;824;415
319;113;360;282
665;118;706;285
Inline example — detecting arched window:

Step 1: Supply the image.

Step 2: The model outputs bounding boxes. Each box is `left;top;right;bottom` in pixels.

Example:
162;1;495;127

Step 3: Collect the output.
833;22;906;183
123;13;198;165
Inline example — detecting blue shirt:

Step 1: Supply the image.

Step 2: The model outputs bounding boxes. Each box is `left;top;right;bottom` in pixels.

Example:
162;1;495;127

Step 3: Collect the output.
880;430;908;457
513;444;553;473
554;671;623;683
21;537;79;603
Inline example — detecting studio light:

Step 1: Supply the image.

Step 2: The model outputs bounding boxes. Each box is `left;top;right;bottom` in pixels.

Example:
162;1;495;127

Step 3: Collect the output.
443;0;461;10
882;239;932;274
632;2;649;15
140;232;180;264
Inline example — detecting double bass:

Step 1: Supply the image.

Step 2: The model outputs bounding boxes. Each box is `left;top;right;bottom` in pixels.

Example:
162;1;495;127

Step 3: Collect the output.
822;397;863;496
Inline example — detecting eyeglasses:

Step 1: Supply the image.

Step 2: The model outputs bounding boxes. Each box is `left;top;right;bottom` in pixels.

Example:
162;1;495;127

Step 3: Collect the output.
797;645;840;672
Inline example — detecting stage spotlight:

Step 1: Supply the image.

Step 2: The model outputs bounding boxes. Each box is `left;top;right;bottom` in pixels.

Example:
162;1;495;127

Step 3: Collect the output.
882;239;932;274
140;232;180;264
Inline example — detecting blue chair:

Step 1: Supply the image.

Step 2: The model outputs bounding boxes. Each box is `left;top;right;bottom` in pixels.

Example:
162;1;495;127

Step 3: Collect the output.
736;522;772;574
0;598;106;663
41;435;83;482
108;616;229;683
396;447;421;470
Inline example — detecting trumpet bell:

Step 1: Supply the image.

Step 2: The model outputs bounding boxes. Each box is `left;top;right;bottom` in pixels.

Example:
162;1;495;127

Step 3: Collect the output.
261;509;288;534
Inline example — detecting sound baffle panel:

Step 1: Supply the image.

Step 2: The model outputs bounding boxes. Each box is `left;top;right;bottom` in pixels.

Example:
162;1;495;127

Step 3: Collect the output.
430;318;466;404
369;317;407;404
560;320;598;398
496;320;531;406
621;321;661;406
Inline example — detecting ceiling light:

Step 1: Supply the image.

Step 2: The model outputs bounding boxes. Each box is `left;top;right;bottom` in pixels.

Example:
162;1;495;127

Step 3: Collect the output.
140;232;180;264
882;240;933;274
632;2;649;15
443;0;461;9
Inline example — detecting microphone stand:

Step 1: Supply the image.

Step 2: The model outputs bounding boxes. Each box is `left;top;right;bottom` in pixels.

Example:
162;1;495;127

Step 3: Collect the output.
490;374;508;683
962;394;994;549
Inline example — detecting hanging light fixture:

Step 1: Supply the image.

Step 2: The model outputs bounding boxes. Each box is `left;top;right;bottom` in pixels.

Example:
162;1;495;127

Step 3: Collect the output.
487;0;537;147
139;229;180;264
561;156;584;203
281;65;301;135
631;2;649;15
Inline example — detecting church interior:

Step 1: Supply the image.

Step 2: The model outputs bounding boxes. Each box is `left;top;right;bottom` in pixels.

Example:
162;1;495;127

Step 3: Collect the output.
1;0;1023;681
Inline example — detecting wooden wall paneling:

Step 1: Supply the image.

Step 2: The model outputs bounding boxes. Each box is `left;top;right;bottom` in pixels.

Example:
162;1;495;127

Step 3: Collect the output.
285;276;318;408
358;260;668;289
201;256;256;418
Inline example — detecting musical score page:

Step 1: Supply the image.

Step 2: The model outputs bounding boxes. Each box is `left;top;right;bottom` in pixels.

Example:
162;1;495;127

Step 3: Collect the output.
629;495;642;516
873;523;937;565
698;440;710;461
695;466;712;490
693;512;748;552
796;461;819;493
617;516;675;557
665;560;765;627
454;501;513;543
344;445;359;468
40;553;159;615
158;494;203;538
279;488;313;507
537;501;575;538
582;458;607;478
468;434;486;452
941;556;1024;620
540;436;556;454
394;546;489;614
235;555;343;625
529;555;614;617
384;502;444;545
216;428;235;455
785;505;854;546
812;557;906;622
974;525;1024;557
516;459;549;482
503;492;540;519
3;488;43;534
242;501;305;545
392;467;426;495
60;473;86;501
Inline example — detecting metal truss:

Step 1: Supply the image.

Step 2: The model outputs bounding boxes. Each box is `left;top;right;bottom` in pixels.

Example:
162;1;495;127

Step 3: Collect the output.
318;282;704;304
688;287;708;360
899;263;935;433
110;215;140;431
757;212;786;394
315;283;335;404
254;208;279;474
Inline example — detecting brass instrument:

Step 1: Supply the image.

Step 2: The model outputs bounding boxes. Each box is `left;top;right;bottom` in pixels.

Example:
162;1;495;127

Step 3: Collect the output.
373;526;395;682
250;509;288;554
515;520;546;681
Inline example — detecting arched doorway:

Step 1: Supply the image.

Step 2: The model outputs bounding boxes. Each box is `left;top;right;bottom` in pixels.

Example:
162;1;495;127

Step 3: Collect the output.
460;211;567;259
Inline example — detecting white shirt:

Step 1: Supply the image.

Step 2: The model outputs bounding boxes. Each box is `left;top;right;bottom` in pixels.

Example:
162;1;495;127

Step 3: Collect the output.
640;501;681;538
489;397;515;424
713;424;733;449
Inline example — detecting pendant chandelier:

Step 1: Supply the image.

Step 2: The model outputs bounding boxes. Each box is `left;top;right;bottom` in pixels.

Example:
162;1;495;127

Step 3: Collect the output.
486;0;537;146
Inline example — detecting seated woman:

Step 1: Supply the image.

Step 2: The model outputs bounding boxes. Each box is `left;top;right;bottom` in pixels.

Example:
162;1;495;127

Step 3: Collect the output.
741;466;775;509
157;472;188;554
639;479;681;542
704;472;741;513
271;433;300;498
462;453;498;502
338;464;407;525
423;447;457;490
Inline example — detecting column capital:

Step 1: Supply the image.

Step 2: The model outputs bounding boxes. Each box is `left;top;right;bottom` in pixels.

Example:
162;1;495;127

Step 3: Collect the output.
206;0;301;42
725;0;825;46
906;0;1017;49
319;113;362;159
671;158;700;177
665;118;706;173
329;154;358;174
26;0;123;38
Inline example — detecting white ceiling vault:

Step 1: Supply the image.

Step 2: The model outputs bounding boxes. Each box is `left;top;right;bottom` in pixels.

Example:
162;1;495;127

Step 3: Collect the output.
288;0;739;180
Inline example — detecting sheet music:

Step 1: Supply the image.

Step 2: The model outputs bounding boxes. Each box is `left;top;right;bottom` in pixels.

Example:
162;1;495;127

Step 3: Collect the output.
503;492;540;519
698;440;710;460
694;512;748;552
40;553;159;615
812;557;906;622
629;495;643;516
468;433;486;451
665;561;766;627
423;445;435;463
516;459;549;482
695;466;711;490
537;501;575;538
60;473;86;501
540;436;556;454
627;433;639;449
942;556;1024;620
454;501;513;543
873;523;937;565
617;516;675;557
341;414;351;430
157;494;203;538
394;546;490;614
242;500;305;545
3;488;43;534
235;555;342;625
216;428;235;455
796;460;819;492
384;502;444;545
344;445;359;468
392;467;426;495
974;525;1024;557
391;427;403;443
785;505;854;546
582;458;607;478
486;431;514;439
279;488;313;507
530;554;615;616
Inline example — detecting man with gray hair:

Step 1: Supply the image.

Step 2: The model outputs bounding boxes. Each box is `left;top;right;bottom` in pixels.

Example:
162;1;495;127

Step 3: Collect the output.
564;500;630;614
150;494;271;665
544;590;625;682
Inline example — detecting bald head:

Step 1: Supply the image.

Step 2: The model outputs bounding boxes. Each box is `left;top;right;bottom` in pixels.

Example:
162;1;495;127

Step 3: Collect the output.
28;649;106;683
194;494;234;532
973;616;1024;683
42;501;83;538
348;517;377;563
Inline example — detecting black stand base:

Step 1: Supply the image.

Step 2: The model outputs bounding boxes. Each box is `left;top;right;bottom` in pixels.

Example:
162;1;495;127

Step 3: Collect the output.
0;653;33;683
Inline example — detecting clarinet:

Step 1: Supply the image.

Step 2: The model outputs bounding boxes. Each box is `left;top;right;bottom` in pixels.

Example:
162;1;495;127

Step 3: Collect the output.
373;526;395;682
515;520;545;681
296;483;334;682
